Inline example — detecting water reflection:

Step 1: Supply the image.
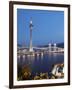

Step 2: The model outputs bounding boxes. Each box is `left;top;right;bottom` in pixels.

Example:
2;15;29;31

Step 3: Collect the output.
41;53;43;60
18;55;20;59
30;55;35;61
23;55;25;59
36;54;39;60
22;55;25;62
17;53;64;79
53;53;57;57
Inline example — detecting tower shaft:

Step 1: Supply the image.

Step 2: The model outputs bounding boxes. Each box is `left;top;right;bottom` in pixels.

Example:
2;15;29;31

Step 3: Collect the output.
29;18;33;52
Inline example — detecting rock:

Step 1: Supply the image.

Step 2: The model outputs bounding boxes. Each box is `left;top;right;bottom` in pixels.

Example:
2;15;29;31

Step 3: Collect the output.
34;76;40;80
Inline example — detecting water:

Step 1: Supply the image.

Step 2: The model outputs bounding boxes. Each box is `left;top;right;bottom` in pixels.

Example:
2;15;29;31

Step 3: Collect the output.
17;53;64;79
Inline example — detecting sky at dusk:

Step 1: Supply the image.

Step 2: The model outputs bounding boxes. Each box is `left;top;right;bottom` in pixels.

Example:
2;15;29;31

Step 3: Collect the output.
17;9;64;46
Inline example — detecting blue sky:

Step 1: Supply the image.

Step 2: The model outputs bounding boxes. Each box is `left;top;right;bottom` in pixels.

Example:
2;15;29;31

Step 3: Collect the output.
17;9;64;46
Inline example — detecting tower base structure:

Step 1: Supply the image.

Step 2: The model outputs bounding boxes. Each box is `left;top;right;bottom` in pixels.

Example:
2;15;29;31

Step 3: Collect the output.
29;47;34;52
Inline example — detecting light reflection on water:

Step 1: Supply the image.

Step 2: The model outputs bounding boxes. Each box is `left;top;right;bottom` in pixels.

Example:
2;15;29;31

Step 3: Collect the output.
17;53;64;75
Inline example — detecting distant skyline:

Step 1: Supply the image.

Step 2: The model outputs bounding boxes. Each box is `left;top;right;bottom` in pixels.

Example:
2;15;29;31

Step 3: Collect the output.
17;9;64;46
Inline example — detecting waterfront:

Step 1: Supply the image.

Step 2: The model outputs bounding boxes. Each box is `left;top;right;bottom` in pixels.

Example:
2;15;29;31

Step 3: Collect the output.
17;52;64;80
17;9;64;81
